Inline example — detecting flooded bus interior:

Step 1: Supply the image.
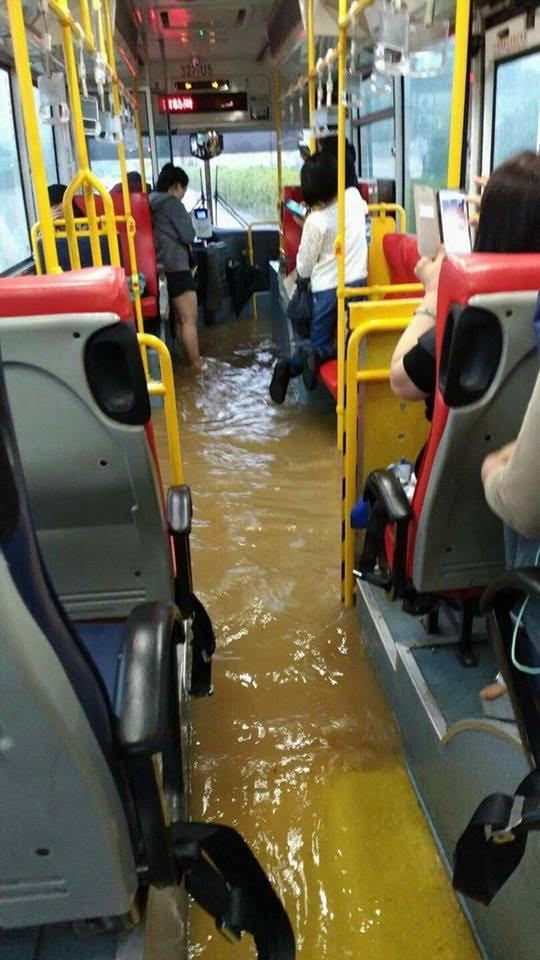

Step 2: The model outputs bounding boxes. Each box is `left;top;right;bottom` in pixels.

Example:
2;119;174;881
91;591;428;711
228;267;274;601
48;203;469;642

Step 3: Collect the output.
0;0;539;958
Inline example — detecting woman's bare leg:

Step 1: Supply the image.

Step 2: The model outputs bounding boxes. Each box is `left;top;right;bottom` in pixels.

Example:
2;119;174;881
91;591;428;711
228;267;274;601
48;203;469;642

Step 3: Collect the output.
172;290;204;369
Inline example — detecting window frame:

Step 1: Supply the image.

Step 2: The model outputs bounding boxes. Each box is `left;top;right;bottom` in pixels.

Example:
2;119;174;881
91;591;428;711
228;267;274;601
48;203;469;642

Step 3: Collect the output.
490;43;540;169
353;74;396;183
0;62;34;276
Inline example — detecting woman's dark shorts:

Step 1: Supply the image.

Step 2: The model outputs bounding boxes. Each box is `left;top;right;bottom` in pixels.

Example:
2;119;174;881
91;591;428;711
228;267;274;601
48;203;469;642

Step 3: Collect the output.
167;270;198;298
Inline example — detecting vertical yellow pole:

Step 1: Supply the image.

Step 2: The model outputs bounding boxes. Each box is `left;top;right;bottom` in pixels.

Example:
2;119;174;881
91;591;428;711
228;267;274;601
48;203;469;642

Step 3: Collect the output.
307;0;316;152
133;88;148;194
335;0;348;450
274;70;284;256
61;19;103;266
79;0;95;47
6;0;61;273
447;0;470;188
102;0;145;343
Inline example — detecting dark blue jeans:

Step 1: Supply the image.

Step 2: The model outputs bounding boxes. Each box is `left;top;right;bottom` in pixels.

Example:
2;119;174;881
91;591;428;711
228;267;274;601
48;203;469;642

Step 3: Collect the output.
289;278;367;376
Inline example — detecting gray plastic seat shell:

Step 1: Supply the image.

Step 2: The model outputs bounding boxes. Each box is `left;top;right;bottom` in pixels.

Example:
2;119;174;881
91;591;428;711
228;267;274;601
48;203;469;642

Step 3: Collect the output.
0;311;174;620
413;291;538;593
0;553;136;928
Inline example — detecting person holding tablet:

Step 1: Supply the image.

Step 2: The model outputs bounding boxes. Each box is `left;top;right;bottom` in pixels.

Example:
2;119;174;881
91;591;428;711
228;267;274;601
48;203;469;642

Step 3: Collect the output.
390;151;540;415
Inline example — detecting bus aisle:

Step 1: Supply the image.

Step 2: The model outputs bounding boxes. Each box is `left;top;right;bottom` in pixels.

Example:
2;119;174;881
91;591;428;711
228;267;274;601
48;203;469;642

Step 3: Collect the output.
152;311;481;960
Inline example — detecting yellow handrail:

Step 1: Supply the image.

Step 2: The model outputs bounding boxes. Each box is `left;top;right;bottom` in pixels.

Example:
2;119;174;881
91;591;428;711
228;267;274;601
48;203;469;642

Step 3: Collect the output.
306;0;316;153
447;0;471;188
341;314;418;607
274;71;284;257
367;203;408;234
338;282;424;301
336;0;374;450
246;221;280;321
64;170;121;269
138;333;184;486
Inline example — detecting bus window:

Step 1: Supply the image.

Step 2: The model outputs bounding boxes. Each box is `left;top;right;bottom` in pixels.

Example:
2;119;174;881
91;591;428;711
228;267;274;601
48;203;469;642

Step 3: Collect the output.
404;36;455;231
87;135;153;189
360;116;395;178
358;76;395;180
0;68;31;273
492;49;540;167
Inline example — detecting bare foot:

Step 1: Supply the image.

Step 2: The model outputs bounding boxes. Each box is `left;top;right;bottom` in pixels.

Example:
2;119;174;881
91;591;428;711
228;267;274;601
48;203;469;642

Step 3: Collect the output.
191;359;207;372
480;679;507;701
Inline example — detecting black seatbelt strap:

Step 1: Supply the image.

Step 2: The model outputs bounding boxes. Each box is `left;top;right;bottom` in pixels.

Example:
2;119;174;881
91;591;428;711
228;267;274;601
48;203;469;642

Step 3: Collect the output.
172;822;295;959
190;594;215;696
453;769;540;904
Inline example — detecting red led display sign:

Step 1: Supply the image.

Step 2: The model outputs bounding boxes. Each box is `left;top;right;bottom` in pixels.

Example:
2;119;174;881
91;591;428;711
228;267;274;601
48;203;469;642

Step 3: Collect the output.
158;92;248;114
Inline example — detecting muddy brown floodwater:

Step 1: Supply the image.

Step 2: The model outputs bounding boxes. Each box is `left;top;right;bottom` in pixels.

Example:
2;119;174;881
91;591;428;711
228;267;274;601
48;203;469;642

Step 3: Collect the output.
152;312;480;960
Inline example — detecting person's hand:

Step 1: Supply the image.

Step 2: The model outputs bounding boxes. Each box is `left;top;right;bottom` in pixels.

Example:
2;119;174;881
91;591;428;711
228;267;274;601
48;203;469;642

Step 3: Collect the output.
292;213;305;229
414;245;445;293
481;442;516;484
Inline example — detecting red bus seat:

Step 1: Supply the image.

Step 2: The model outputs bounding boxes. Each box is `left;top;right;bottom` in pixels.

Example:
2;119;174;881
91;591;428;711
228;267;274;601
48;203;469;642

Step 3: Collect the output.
319;360;338;398
282;186;304;275
77;193;159;320
363;254;540;606
383;234;420;298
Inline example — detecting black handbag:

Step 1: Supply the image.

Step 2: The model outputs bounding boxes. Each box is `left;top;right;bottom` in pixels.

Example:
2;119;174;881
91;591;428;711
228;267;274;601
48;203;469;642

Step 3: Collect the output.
286;277;312;339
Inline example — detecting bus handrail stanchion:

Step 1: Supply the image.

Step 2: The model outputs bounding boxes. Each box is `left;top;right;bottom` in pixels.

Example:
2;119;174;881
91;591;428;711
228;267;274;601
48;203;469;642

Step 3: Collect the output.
138;332;185;487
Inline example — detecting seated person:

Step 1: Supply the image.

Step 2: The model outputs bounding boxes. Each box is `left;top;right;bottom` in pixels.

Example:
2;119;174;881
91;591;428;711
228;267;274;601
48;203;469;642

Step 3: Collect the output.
390;151;540;414
110;171;144;194
270;151;368;403
318;135;359;190
481;303;540;710
38;184;114;272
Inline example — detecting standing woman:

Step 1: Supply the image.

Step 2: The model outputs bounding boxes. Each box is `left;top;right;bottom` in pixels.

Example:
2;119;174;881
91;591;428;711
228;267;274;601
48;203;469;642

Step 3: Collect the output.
150;165;205;370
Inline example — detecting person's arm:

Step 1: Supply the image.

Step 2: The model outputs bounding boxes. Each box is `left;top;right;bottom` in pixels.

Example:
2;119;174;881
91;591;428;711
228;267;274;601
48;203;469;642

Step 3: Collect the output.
166;197;196;245
296;216;323;280
482;372;540;540
390;246;444;400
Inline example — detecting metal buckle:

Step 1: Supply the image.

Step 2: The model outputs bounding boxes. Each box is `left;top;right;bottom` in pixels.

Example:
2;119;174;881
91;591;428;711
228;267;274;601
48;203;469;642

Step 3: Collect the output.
216;917;242;944
489;796;525;845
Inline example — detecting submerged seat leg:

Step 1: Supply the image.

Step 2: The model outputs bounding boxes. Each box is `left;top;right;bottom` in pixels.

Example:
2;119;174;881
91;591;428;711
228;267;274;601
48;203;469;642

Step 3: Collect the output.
457;600;478;667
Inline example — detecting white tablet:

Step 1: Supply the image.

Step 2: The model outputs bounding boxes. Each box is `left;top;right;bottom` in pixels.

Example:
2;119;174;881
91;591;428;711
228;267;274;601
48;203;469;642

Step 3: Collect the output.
413;184;440;258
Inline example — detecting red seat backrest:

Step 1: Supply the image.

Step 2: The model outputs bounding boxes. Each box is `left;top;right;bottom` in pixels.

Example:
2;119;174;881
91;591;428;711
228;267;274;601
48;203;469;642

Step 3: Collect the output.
406;252;540;581
282;186;304;276
76;193;158;298
358;182;369;203
382;234;420;300
0;266;132;321
383;234;420;285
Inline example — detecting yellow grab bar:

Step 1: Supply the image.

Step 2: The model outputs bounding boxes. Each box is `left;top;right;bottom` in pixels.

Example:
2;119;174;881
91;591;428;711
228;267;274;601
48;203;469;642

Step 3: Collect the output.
367;203;408;234
138;333;184;486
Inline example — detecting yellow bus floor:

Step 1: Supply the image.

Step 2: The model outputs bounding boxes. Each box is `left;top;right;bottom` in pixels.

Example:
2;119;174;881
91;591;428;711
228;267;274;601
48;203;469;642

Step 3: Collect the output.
151;312;481;960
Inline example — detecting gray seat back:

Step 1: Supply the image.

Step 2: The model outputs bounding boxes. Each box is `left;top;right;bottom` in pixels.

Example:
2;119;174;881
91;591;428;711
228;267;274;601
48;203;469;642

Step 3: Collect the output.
413;288;538;593
1;308;174;619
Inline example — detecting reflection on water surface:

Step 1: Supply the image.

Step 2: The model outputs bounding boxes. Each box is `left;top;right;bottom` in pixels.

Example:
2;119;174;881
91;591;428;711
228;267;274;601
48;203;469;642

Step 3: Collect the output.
153;314;480;960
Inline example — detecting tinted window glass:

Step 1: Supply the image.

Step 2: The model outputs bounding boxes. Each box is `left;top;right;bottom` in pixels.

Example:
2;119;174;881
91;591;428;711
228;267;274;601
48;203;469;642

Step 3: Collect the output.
404;36;455;231
0;69;31;272
493;50;540;167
